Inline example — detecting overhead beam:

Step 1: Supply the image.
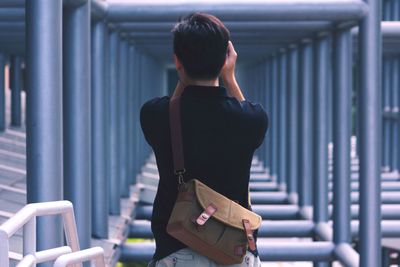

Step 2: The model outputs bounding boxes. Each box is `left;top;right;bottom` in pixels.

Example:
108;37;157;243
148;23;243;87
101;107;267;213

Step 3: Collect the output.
107;0;368;22
116;21;333;32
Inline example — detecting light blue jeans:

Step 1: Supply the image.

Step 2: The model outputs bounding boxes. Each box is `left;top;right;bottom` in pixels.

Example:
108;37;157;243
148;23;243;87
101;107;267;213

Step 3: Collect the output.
147;248;261;267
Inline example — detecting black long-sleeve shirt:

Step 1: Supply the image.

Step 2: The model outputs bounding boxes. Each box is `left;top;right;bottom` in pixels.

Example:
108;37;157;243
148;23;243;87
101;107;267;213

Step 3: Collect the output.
140;85;269;261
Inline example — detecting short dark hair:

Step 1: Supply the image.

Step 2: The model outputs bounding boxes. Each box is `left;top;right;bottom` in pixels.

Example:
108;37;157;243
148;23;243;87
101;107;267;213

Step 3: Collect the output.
172;13;230;80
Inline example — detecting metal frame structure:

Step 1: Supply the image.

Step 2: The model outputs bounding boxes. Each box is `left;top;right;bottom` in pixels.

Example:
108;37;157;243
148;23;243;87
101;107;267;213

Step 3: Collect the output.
0;0;391;266
0;201;80;267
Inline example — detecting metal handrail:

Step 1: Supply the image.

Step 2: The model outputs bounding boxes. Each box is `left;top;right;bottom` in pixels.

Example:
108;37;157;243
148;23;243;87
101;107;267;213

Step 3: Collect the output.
53;247;105;267
0;200;80;267
16;247;72;267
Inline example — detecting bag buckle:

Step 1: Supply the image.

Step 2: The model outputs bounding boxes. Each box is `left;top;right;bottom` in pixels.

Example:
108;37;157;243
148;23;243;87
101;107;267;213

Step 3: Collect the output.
175;169;186;187
242;219;256;251
193;203;218;226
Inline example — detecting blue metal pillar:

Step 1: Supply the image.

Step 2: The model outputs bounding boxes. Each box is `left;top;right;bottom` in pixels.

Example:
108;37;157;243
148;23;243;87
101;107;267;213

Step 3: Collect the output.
278;52;287;190
264;60;272;175
63;0;91;251
128;46;137;184
287;47;299;203
10;55;22;127
0;54;5;131
125;45;133;185
136;52;143;169
132;48;140;180
313;35;330;223
391;56;399;172
313;34;330;267
358;0;382;265
298;41;313;208
270;57;278;180
327;49;333;145
109;31;120;215
382;0;391;172
332;28;352;244
91;19;108;239
119;39;129;197
26;0;64;259
391;0;400;172
257;64;263;165
258;61;269;167
382;57;391;171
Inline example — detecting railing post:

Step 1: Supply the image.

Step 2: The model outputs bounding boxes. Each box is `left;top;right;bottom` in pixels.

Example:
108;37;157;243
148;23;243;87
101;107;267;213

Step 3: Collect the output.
23;217;36;267
0;230;9;267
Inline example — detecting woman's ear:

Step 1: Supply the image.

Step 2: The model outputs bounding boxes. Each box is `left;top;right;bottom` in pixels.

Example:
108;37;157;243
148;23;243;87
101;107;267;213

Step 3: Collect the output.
173;54;182;71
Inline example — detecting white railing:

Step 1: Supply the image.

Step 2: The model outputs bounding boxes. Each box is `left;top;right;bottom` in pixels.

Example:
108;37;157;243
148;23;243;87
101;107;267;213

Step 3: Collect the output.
0;201;80;267
53;247;105;267
16;246;72;267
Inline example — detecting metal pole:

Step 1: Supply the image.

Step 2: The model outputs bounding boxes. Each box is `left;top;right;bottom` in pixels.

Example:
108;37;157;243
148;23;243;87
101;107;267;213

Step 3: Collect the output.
313;35;330;224
391;0;400;172
10;55;21;127
63;0;91;251
109;31;120;215
391;55;399;172
91;19;108;239
132;45;138;183
264;60;272;175
104;26;112;212
260;61;269;168
382;57;391;171
312;36;331;267
107;1;368;22
332;28;352;244
382;0;391;172
358;0;382;265
298;41;313;208
270;57;278;180
278;52;287;191
26;0;64;258
0;54;5;131
287;47;299;204
119;39;129;198
128;46;137;184
254;65;261;162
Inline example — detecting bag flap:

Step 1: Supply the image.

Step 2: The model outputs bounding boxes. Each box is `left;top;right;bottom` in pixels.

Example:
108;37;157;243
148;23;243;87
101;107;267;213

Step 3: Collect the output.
193;179;262;230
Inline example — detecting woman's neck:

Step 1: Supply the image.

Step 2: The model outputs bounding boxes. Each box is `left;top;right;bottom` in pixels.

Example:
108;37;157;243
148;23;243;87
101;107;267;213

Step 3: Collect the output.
185;78;219;87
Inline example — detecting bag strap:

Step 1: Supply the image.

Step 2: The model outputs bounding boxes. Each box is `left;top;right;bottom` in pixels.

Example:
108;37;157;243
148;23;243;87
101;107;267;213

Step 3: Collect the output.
169;97;186;183
169;96;253;208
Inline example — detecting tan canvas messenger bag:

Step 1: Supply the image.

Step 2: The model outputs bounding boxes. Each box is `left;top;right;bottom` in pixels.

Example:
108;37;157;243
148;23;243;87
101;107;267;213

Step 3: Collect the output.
166;96;262;265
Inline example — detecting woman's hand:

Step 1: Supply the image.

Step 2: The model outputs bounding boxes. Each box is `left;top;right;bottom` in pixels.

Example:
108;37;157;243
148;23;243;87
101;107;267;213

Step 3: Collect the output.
220;41;237;83
219;41;245;101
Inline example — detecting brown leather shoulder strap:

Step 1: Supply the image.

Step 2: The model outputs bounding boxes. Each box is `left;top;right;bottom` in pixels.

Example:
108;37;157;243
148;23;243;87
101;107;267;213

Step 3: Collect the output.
169;97;185;173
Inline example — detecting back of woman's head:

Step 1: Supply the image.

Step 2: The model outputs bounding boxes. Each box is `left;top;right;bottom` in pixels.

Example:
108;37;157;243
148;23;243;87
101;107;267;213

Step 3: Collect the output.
172;13;230;80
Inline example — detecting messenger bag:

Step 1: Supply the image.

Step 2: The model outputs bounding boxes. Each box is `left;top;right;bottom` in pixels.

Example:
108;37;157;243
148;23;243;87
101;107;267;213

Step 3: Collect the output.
166;96;262;265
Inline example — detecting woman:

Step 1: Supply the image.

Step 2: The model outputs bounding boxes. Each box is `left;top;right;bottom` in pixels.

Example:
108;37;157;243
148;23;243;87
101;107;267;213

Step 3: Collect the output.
140;12;268;267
